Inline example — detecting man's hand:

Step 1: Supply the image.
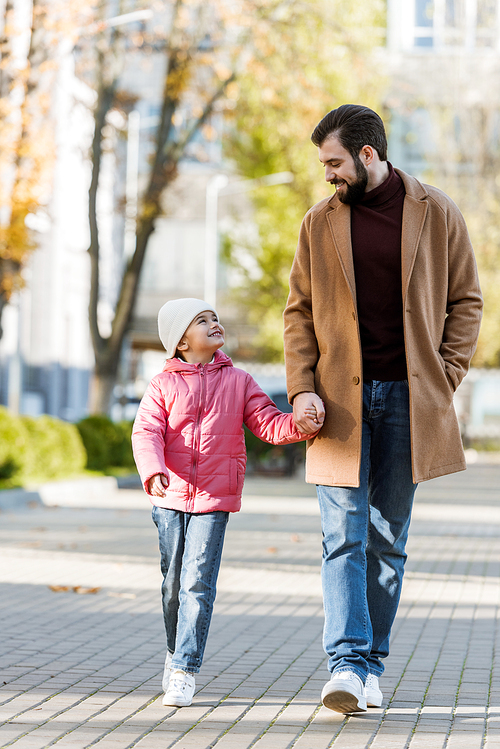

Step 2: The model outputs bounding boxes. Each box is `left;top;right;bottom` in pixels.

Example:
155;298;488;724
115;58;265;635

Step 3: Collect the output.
147;473;169;497
293;392;325;434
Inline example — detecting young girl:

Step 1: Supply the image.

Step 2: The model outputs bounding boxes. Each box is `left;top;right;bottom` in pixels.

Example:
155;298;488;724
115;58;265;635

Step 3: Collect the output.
132;297;322;707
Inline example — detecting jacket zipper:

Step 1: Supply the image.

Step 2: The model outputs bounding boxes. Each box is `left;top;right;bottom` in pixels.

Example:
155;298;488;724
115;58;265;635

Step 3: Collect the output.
189;364;206;504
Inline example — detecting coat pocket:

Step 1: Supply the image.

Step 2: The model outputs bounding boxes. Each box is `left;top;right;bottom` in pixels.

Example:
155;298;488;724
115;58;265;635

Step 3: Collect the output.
228;457;237;495
435;351;455;394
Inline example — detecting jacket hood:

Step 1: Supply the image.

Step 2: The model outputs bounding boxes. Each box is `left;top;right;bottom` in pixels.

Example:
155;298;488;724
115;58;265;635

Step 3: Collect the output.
161;348;233;374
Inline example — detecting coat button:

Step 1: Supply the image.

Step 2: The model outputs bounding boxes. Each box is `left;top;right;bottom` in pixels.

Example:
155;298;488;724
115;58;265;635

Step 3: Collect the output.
352;376;360;385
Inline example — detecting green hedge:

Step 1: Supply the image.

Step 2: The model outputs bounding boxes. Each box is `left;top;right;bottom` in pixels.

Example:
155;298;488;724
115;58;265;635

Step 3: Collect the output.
0;408;137;488
21;415;87;481
0;406;32;483
0;407;87;487
76;416;135;471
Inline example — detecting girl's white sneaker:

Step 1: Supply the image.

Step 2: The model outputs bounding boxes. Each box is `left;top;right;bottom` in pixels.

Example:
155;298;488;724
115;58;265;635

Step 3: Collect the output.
365;673;383;707
162;669;195;707
162;651;173;692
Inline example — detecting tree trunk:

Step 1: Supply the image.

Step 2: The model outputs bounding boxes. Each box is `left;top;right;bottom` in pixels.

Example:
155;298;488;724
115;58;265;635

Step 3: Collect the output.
86;1;234;415
88;366;119;416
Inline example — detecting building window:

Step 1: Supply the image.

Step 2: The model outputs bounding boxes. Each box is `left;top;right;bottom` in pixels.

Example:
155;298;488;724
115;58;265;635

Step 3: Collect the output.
414;0;434;47
477;0;498;47
406;0;500;50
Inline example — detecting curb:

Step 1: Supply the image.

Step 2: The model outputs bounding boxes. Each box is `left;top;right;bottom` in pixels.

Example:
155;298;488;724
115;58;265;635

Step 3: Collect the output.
0;475;140;511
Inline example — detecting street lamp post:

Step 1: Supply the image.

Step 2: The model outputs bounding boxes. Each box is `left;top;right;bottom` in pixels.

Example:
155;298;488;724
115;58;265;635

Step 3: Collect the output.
204;171;293;309
124;110;141;260
204;175;229;307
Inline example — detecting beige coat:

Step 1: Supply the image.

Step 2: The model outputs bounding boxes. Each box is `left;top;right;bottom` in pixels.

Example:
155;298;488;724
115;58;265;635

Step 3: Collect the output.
284;169;483;485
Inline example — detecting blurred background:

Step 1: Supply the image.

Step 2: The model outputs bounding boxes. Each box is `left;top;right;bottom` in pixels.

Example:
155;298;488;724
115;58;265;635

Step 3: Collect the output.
0;0;499;476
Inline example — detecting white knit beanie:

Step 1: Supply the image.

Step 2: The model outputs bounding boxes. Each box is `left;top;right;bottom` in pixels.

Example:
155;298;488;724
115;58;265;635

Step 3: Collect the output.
157;298;218;358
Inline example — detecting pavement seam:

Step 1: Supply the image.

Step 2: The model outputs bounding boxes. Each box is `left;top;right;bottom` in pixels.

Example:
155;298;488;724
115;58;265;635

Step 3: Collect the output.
289;702;325;747
242;675;318;749
483;600;497;749
325;715;349;748
402;563;477;748
443;553;484;748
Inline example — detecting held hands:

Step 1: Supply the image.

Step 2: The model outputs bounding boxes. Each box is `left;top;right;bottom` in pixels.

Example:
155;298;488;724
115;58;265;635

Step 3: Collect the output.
147;473;169;497
293;392;325;435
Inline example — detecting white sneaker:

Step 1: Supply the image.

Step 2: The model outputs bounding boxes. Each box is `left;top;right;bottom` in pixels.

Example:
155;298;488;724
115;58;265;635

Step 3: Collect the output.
162;669;195;707
162;651;173;692
321;670;367;713
365;673;383;707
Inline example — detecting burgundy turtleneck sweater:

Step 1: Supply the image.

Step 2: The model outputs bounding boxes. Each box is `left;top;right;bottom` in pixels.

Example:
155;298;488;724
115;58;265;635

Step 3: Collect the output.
350;162;407;382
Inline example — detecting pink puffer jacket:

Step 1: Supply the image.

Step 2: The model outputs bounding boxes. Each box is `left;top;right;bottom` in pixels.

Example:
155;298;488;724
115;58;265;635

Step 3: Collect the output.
132;350;318;513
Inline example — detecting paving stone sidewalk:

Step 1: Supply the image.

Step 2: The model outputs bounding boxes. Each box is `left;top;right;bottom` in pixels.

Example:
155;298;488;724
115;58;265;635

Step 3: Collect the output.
1;464;500;748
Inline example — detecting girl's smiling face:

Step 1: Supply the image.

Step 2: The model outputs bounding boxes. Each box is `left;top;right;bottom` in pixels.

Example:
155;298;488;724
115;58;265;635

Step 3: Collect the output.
177;310;225;364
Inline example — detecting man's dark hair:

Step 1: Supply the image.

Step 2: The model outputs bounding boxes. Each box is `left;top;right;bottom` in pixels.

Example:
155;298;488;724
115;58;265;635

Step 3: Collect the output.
311;104;387;161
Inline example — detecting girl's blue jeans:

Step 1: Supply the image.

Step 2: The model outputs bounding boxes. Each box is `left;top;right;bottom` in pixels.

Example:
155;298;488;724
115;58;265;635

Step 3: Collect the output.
317;379;418;681
152;506;229;674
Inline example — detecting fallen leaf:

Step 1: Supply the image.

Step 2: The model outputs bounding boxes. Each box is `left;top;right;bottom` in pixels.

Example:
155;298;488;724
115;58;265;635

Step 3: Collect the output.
72;586;100;595
267;547;278;554
290;534;301;543
48;585;70;592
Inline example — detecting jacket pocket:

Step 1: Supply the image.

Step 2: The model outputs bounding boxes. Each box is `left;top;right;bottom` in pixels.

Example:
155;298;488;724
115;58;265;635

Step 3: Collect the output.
229;458;237;495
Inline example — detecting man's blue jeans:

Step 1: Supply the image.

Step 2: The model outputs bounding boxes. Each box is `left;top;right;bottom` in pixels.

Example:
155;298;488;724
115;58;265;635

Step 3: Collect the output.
152;506;229;674
317;379;417;681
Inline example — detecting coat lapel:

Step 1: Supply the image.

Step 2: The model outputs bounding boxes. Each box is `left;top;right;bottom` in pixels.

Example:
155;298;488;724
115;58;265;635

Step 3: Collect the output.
326;171;428;305
326;202;357;304
401;195;428;300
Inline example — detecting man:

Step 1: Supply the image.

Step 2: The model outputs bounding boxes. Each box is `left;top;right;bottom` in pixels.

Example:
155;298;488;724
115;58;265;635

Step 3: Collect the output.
284;105;482;714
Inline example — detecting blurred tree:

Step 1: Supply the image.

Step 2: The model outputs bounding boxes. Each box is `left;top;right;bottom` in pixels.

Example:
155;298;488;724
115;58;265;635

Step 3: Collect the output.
384;38;500;370
83;0;244;413
223;0;386;361
85;0;381;411
431;106;500;367
422;105;500;368
0;0;90;338
0;0;54;337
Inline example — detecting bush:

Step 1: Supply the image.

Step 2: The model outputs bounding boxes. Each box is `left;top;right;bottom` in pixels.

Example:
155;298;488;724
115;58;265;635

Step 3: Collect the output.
0;406;31;485
115;420;135;466
244;426;305;477
21;415;87;481
76;416;135;471
0;409;135;489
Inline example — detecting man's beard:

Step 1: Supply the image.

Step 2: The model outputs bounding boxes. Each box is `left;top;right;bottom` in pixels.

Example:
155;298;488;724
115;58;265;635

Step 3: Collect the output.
334;154;368;205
